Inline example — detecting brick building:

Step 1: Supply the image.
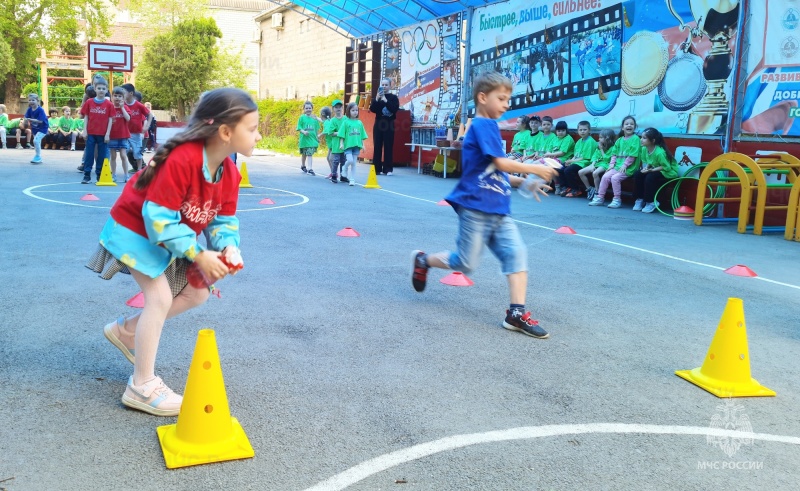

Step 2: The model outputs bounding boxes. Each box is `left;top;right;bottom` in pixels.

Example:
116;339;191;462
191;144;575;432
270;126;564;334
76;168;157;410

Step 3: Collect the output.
254;2;350;100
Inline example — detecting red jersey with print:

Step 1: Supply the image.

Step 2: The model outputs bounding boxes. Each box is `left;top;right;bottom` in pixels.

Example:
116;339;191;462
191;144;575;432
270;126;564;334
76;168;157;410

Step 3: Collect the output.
110;140;241;238
125;100;150;133
109;105;131;139
80;98;115;136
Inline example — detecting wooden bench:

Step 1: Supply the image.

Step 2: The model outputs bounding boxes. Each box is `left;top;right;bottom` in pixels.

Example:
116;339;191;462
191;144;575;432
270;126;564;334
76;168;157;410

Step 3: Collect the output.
4;113;85;150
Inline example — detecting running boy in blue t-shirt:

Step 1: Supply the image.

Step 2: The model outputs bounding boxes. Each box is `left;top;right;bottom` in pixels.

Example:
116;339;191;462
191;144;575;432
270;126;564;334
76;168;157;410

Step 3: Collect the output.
410;72;558;338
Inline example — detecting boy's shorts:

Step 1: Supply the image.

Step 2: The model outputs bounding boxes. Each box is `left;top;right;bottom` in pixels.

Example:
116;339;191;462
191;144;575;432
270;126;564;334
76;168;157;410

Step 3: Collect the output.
506;151;523;160
108;138;129;150
300;147;317;156
446;206;527;275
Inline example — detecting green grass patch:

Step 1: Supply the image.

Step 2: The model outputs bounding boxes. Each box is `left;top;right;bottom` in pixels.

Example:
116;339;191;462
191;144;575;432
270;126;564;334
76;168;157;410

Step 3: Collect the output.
256;91;344;157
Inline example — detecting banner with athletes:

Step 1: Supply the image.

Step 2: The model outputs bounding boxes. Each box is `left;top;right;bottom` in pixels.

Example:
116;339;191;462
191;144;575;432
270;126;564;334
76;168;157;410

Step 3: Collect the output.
467;0;739;136
739;0;800;137
384;13;462;126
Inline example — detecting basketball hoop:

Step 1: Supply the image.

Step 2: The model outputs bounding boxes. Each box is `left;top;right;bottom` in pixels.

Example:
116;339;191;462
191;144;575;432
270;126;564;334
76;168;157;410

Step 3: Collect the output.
87;42;133;91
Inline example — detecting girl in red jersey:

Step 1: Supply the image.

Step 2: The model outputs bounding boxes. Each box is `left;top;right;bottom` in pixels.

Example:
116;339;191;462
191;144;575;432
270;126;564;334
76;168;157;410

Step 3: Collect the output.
86;88;261;416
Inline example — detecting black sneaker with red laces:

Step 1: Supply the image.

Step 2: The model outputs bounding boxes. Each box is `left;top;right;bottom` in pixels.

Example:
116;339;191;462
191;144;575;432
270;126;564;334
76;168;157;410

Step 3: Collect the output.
411;250;428;292
502;310;549;339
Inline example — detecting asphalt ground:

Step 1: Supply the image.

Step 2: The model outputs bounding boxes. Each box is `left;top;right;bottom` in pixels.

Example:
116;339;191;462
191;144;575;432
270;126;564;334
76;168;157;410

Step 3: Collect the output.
1;147;799;490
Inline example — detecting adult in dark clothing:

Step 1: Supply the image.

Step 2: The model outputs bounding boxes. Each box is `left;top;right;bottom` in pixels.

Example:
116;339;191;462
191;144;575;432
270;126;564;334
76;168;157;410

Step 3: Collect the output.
369;78;400;175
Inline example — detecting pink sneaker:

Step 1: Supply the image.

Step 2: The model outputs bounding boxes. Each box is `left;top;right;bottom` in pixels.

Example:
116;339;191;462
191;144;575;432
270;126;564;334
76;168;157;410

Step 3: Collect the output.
121;376;182;416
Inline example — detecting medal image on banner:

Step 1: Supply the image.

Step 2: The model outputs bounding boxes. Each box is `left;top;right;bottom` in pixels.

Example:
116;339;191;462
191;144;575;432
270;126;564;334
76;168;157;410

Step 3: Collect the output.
658;41;706;112
584;79;620;116
621;30;668;96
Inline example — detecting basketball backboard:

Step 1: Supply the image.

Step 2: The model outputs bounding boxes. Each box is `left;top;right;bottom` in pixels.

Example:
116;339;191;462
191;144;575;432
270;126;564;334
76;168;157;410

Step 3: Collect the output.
87;42;133;72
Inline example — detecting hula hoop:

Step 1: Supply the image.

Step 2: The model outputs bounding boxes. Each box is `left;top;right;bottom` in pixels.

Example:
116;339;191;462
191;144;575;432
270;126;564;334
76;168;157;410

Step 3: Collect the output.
653;163;726;217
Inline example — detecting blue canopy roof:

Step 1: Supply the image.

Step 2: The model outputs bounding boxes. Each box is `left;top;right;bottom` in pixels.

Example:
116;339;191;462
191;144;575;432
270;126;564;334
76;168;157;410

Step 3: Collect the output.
286;0;492;38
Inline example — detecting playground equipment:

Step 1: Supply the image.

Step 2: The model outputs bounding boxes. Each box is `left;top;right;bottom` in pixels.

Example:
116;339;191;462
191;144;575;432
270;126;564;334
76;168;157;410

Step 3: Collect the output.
785;177;800;241
693;152;800;235
35;49;92;113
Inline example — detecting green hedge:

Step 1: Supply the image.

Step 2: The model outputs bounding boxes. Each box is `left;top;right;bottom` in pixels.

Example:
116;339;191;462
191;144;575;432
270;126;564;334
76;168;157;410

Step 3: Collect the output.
256;91;344;156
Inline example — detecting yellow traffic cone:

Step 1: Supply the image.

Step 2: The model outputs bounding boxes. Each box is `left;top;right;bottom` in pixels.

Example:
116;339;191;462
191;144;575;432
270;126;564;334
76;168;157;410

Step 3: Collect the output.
96;159;117;187
239;161;253;188
156;329;254;468
675;298;775;398
364;165;381;189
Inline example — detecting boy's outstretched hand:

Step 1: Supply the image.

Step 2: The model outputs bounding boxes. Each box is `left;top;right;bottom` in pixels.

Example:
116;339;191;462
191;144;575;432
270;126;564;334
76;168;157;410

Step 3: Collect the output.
527;163;558;182
526;179;551;202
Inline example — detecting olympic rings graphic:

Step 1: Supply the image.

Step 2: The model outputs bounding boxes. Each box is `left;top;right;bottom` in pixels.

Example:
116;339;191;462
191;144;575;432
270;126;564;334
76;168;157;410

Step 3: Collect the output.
401;23;438;67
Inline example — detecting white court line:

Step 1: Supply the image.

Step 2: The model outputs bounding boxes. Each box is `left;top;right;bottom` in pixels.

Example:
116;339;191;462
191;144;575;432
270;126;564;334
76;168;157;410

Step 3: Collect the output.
512;218;800;291
259;158;800;291
23;182;309;213
304;423;800;491
375;184;800;291
23;183;112;209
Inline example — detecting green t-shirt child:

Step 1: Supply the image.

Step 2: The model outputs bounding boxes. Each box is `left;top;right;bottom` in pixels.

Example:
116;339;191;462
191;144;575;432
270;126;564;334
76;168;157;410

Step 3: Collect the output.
553;134;575;161
58;116;72;132
48;116;60;133
510;130;529;154
640;145;679;179
591;146;613;170
339;118;368;150
611;135;642;176
536;133;557;155
327;116;345;154
71;118;84;132
0;113;8;128
523;131;541;156
296;114;320;150
572;136;598;168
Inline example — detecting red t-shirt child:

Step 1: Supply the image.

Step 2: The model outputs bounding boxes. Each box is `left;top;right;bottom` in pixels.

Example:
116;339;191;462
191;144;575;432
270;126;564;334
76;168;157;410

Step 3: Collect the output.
125;100;150;134
110;105;131;140
80;98;115;136
110;140;241;239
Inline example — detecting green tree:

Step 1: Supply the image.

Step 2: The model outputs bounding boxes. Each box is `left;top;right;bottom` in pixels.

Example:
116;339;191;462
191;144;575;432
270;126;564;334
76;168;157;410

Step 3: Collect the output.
209;45;253;92
125;0;208;28
0;0;112;112
0;38;13;83
136;18;222;119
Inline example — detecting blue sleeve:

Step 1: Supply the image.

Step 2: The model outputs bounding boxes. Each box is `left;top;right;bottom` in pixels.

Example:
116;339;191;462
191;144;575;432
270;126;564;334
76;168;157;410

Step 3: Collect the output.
27;108;48;133
206;214;240;251
142;201;205;260
473;119;505;160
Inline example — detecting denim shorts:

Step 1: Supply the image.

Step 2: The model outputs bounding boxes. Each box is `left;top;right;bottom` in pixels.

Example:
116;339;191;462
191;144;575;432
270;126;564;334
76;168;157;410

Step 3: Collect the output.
446;206;527;275
343;147;360;161
108;138;129;150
